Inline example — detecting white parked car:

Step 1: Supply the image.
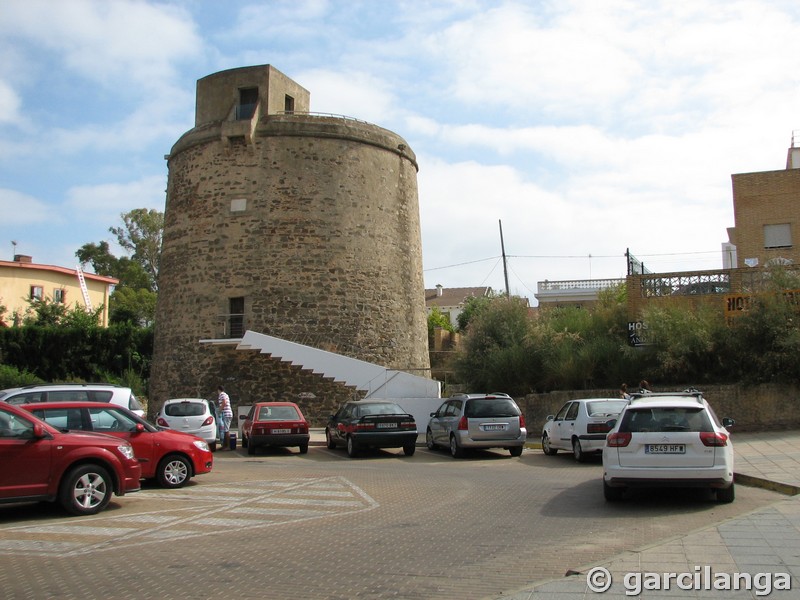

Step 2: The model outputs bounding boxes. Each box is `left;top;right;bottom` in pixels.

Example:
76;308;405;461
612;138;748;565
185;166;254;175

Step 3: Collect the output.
541;398;629;461
602;391;735;503
0;383;145;417
156;398;218;452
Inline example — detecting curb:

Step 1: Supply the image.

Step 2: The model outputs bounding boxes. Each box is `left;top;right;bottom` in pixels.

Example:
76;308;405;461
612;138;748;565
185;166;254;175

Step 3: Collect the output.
734;472;800;496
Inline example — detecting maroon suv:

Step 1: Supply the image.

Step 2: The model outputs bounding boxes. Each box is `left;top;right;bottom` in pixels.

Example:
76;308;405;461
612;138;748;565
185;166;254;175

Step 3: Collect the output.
0;402;141;516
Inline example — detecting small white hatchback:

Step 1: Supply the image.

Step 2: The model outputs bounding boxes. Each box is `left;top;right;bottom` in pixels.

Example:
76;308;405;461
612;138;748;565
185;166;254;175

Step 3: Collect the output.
156;398;218;452
602;391;735;503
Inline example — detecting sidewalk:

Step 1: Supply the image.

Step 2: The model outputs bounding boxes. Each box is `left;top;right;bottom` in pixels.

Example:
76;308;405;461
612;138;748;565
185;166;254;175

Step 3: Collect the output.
496;430;800;599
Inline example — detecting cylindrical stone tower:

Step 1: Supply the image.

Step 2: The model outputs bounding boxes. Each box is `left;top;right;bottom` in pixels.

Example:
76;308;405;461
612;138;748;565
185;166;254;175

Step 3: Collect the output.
149;65;430;418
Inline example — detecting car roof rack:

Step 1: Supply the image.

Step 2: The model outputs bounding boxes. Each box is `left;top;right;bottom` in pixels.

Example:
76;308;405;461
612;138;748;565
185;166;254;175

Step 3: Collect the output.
20;382;123;390
628;389;704;404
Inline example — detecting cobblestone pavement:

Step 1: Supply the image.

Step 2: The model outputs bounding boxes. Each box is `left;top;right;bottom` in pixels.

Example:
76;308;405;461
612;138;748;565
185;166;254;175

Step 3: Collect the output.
0;444;783;600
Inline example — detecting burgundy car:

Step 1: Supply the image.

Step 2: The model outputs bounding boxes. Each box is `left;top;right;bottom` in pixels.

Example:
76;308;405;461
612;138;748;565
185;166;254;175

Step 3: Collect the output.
23;401;213;488
241;402;310;455
0;402;141;516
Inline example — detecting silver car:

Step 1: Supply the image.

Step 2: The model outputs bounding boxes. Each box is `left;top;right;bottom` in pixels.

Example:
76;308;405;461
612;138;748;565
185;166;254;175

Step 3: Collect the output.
426;393;527;458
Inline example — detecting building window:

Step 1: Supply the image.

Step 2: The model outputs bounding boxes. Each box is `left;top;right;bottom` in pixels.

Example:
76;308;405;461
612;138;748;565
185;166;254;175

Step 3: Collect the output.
236;88;258;120
284;94;295;113
228;297;245;338
764;223;792;248
30;286;43;301
53;289;66;304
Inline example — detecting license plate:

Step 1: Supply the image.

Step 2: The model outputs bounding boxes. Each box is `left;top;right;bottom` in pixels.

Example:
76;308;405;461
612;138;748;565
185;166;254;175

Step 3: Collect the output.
271;428;291;434
483;424;505;431
646;444;685;454
376;422;397;429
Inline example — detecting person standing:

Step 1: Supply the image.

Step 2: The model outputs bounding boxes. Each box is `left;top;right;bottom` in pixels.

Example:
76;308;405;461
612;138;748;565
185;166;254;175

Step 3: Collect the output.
217;386;233;449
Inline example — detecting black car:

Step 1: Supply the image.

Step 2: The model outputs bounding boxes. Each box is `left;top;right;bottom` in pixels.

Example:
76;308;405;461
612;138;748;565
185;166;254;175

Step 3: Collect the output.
325;400;418;457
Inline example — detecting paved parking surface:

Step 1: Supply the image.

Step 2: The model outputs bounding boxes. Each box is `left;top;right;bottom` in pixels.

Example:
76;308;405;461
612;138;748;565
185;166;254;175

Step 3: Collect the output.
0;446;783;599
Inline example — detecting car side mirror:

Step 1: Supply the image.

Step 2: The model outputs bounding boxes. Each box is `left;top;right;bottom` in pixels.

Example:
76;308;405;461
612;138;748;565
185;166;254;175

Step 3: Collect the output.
546;415;554;421
32;423;47;439
135;423;145;433
430;412;436;417
722;417;735;428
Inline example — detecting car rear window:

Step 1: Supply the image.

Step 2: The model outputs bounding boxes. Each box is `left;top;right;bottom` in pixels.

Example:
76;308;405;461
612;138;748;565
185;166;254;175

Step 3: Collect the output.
357;403;406;416
4;392;44;405
619;407;713;433
165;402;206;417
465;398;521;418
585;400;628;417
258;406;300;420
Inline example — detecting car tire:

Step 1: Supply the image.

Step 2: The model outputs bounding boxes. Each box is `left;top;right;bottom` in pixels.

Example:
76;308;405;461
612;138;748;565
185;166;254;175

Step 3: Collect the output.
157;454;191;489
449;435;464;458
325;429;337;450
299;444;308;454
572;438;586;462
209;442;217;452
346;436;358;458
425;429;438;450
542;434;558;455
403;444;416;456
603;479;624;502
247;442;256;456
509;445;523;457
716;483;735;503
59;464;112;516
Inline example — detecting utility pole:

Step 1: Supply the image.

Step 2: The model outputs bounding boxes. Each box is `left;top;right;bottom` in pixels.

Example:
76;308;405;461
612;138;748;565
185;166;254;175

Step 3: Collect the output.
499;220;510;297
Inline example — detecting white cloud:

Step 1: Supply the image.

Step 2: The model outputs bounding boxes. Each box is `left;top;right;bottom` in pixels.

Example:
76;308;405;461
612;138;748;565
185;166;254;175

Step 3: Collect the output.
0;80;21;124
0;188;52;225
65;176;166;224
297;68;398;123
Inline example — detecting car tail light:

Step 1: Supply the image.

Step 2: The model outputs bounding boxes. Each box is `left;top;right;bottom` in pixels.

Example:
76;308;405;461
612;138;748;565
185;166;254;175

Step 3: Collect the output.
587;422;611;434
299;423;309;433
457;416;468;431
607;432;631;447
156;417;169;428
700;432;728;447
519;414;526;429
202;416;214;426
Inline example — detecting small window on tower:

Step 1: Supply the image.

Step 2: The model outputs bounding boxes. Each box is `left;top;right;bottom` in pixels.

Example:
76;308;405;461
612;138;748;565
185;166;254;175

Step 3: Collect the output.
236;88;258;120
284;95;295;114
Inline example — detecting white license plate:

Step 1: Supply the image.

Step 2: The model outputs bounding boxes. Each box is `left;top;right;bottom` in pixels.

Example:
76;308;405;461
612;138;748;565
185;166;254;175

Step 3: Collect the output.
271;428;291;434
376;422;397;429
483;424;505;431
646;444;685;454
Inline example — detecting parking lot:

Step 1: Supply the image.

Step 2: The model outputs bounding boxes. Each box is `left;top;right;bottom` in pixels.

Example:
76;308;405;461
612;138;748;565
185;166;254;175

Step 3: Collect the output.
0;445;782;600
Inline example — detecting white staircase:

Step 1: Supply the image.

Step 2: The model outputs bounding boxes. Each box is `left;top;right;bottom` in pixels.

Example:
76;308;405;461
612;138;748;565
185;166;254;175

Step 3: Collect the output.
229;330;440;399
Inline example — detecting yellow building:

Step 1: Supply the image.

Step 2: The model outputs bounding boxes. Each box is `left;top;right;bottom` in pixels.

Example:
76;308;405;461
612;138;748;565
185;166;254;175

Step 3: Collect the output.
0;255;117;327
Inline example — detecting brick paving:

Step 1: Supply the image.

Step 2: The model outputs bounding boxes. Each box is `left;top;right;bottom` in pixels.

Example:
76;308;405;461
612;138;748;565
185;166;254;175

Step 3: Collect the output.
0;438;790;600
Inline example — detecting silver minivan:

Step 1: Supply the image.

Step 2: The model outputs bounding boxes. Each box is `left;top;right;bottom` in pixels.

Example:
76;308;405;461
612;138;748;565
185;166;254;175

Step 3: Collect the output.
0;383;145;417
426;393;527;458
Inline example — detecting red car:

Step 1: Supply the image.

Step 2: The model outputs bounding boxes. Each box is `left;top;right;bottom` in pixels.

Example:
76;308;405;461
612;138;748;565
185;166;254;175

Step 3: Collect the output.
241;402;310;455
23;401;213;488
0;402;141;516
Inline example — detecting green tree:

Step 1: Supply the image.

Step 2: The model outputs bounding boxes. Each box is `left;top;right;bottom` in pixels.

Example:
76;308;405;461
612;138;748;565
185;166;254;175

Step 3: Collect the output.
109;208;163;291
110;287;157;326
456;294;494;332
18;295;103;328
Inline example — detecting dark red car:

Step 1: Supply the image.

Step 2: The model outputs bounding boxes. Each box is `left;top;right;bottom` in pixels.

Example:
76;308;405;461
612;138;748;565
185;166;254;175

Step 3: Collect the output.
241;402;310;455
23;401;213;488
0;402;141;516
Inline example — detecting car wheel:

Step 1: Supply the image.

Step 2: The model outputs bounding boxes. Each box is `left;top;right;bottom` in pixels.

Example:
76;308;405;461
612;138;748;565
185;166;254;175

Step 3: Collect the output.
572;438;586;462
425;429;438;450
509;445;523;457
325;428;337;450
157;454;191;489
603;479;624;502
59;464;112;516
403;444;416;456
542;433;558;455
449;435;464;458
247;441;256;456
346;436;358;458
209;442;217;452
299;444;309;454
716;483;735;503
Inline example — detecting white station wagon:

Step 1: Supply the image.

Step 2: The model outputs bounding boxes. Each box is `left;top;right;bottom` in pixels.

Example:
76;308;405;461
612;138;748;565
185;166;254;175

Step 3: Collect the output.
602;391;736;503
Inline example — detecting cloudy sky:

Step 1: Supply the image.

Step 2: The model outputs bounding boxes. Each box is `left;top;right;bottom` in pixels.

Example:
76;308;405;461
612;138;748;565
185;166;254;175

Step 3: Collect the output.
1;0;799;304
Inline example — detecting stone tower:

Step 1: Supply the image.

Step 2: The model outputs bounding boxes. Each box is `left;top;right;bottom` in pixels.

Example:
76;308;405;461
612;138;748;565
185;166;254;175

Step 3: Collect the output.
149;65;430;418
